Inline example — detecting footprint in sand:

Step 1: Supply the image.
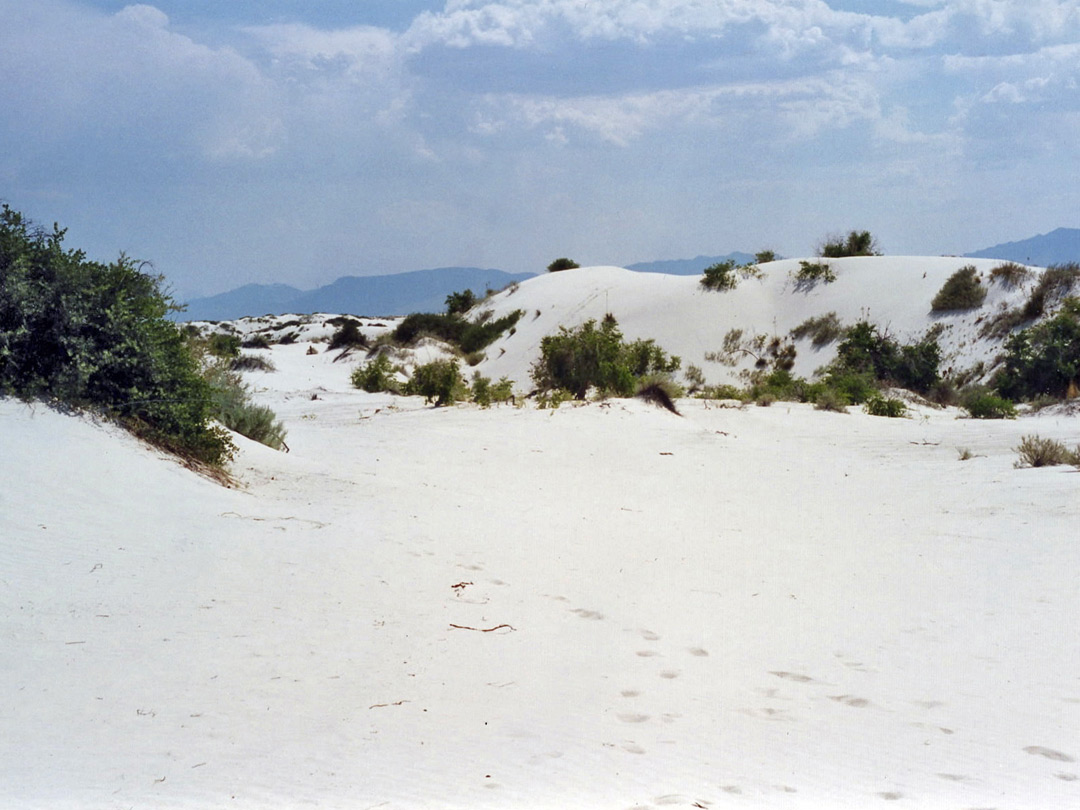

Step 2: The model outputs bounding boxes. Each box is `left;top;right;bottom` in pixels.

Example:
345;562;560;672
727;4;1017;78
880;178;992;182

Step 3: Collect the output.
770;671;814;683
571;609;605;620
878;792;903;801
621;689;642;698
659;670;681;680
1024;746;1075;762
617;713;650;724
622;743;646;754
937;773;969;782
636;650;661;657
687;647;709;657
829;694;870;708
639;629;661;641
1055;773;1079;781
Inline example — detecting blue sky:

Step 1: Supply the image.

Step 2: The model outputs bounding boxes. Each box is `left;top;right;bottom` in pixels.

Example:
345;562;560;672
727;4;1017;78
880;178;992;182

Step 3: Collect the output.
2;1;1079;298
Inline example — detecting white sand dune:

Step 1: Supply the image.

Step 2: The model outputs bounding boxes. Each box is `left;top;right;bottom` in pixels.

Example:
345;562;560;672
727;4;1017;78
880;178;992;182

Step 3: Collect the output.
3;257;1079;809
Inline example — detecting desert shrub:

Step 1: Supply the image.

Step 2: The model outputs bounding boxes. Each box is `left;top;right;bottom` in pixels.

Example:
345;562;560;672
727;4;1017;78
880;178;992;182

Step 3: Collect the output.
547;258;580;272
1022;263;1080;320
979;306;1028;339
1014;435;1079;468
931;265;986;311
406;359;465;405
822;369;876;405
961;389;1016;419
231;354;276;372
698;383;745;400
0;204;235;466
531;316;680;399
794;261;836;285
755;249;777;263
392;309;522;355
700;260;762;292
459;310;523;354
350;354;401;394
994;297;1080;400
490;376;515;404
471;372;493;407
241;333;272;349
813;387;849;412
830;321;940;394
819;230;879;258
790;312;843;346
989;262;1032;288
707;330;795;372
864;394;906;418
445;288;477;315
684;364;706;394
202;363;287;450
277;332;298;345
328;320;368;351
755;392;776;407
207;333;241;358
636;377;683;414
927;378;960;406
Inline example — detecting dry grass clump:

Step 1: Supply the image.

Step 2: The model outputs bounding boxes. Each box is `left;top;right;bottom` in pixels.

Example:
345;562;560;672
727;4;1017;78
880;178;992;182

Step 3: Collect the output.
931;265;986;311
989;262;1032;288
790;312;843;347
1014;435;1080;468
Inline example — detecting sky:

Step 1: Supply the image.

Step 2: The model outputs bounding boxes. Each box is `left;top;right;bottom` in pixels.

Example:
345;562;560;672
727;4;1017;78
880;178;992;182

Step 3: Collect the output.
2;1;1079;298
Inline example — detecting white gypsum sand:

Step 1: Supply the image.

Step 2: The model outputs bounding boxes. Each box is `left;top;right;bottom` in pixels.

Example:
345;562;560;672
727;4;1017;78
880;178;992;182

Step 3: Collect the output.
2;257;1078;809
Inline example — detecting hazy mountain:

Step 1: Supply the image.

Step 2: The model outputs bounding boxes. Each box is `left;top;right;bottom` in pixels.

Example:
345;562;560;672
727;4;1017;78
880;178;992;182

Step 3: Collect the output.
177;267;536;321
965;228;1080;266
626;252;756;275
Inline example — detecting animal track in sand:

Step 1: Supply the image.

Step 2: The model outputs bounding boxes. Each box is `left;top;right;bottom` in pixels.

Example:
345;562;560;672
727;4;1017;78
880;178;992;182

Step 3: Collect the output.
687;647;709;657
659;670;681;679
639;629;661;641
721;785;743;794
937;773;970;782
1055;773;1079;781
622;743;646;754
621;690;642;698
878;792;903;801
571;609;604;620
635;650;661;657
1024;746;1075;762
617;713;650;724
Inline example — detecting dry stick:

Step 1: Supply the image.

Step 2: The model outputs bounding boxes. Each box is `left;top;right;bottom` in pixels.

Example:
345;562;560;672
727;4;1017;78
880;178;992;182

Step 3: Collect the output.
369;700;410;709
449;623;516;633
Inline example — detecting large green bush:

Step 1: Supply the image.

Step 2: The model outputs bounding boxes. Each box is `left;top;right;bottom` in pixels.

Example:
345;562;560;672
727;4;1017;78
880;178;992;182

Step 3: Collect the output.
405;359;466;405
829;321;940;394
391;309;522;355
819;230;879;258
0;205;234;465
531;316;680;399
994;297;1080;400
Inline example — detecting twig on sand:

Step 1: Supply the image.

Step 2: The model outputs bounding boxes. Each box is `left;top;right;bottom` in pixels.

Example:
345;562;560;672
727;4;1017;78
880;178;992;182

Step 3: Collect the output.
369;700;410;709
449;623;516;633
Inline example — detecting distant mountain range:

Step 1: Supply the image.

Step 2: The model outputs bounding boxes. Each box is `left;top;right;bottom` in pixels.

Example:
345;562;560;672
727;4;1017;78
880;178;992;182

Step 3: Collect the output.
964;227;1080;266
176;230;1078;321
176;267;536;322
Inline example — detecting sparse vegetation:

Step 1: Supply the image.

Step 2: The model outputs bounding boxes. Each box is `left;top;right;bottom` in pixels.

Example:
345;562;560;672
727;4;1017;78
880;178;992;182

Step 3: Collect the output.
531;316;680;399
1021;263;1080;320
231;354;276;372
961;389;1016;419
829;321;941;395
350;353;402;394
931;265;986;311
203;363;287;451
989;262;1032;288
405;359;466;406
755;250;777;264
445;289;477;315
864;394;906;418
793;261;836;285
819;230;879;258
328;319;369;352
392;309;523;355
790;312;843;347
700;260;763;291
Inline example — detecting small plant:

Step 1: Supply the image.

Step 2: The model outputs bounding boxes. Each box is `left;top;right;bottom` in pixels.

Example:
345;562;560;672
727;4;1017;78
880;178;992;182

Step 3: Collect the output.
1014;435;1080;468
536;388;573;409
864;394;906;418
957;447;974;461
636;377;683;415
989;262;1032;288
755;249;777;264
207;333;242;359
204;364;288;451
755;392;776;407
684;364;706;394
700;260;762;292
994;297;1080;400
813;387;849;412
547;257;580;272
406;359;466;406
231;354;276;372
697;384;745;400
350;354;402;394
790;312;843;347
471;372;493;407
931;265;986;311
1021;263;1080;320
241;333;272;349
793;261;836;285
819;230;879;258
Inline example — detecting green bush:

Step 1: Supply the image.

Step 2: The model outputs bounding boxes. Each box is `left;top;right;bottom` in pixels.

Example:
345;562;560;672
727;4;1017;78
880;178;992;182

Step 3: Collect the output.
207;333;241;358
203;363;287;451
994;297;1080;400
328;319;368;351
445;289;477;315
793;261;836;285
755;249;778;264
350;353;401;394
864;394;906;418
406;359;466;405
819;230;879;258
790;312;843;346
392;309;522;355
961;390;1016;419
531;316;680;399
1021;263;1080;320
813;387;849;412
231;354;276;372
241;333;272;349
700;260;763;292
931;265;986;311
470;373;515;407
547;258;580;272
0;204;235;466
830;321;940;394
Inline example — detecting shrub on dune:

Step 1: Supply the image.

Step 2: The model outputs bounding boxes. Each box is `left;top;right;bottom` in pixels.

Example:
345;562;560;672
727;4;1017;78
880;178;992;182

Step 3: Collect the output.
994;297;1080;400
931;265;986;311
405;359;466;406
